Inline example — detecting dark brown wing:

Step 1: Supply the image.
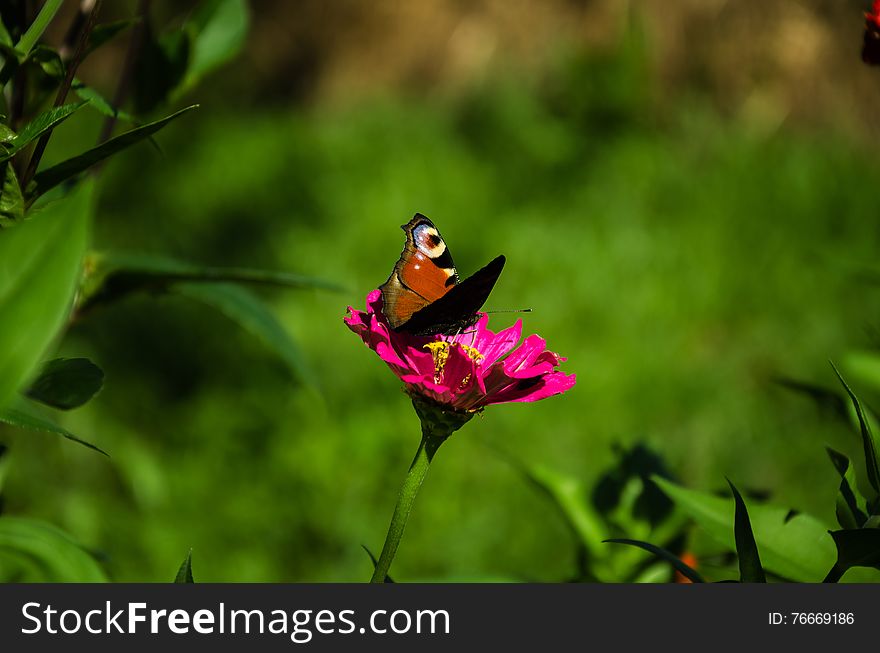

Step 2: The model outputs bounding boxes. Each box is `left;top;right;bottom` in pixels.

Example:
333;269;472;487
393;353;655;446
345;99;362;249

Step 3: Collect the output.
395;255;505;335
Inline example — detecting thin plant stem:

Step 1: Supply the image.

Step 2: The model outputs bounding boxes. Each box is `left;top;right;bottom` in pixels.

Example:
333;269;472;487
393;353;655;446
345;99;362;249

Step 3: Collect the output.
97;0;151;146
21;0;102;190
370;433;444;583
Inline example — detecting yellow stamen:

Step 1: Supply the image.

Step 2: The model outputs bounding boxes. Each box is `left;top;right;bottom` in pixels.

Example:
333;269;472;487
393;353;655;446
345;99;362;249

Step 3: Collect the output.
423;341;483;384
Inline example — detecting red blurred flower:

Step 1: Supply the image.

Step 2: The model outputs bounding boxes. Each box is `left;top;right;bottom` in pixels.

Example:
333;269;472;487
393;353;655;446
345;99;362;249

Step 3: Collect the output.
863;1;880;64
345;290;575;413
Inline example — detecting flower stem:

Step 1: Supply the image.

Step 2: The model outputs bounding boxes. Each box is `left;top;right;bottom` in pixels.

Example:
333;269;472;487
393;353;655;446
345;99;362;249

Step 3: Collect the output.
370;432;444;583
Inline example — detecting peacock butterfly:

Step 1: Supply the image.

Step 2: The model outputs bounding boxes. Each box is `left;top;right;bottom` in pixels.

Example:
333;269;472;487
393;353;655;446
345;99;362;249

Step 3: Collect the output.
379;213;505;336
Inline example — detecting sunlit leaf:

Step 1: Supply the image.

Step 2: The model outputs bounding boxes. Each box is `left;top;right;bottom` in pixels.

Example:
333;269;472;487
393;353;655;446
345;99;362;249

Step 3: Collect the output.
0;396;107;456
826;448;868;530
174;549;194;583
175;282;315;386
0;516;107;582
0;181;93;411
728;479;766;583
831;363;880;497
604;538;704;583
824;529;880;582
25;357;104;410
27;105;197;200
0;102;86;163
654;476;831;582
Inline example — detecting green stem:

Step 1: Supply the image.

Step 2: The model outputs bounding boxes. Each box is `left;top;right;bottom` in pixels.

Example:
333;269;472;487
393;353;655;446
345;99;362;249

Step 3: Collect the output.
370;433;444;583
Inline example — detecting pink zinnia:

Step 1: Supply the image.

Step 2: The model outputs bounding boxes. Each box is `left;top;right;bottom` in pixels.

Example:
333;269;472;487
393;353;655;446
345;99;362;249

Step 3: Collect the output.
345;290;575;412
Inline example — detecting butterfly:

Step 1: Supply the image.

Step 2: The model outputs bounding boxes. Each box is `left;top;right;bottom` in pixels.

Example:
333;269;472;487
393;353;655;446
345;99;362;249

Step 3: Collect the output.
379;213;505;336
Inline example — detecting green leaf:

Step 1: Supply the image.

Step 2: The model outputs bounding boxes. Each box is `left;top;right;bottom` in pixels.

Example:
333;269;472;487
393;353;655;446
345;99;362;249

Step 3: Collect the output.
831;362;880;497
0;123;15;143
14;0;64;57
27;105;197;200
824;529;880;582
604;538;704;583
654;476;833;582
826;447;868;530
728;479;766;583
174;282;315;386
72;81;137;124
174;549;195;583
86;19;139;57
78;251;344;312
182;0;249;91
0;160;24;226
0;102;87;163
27;44;64;78
25;357;104;410
0;516;107;582
500;453;606;560
0;16;13;47
134;29;191;114
0;180;93;411
361;545;394;583
0;396;107;456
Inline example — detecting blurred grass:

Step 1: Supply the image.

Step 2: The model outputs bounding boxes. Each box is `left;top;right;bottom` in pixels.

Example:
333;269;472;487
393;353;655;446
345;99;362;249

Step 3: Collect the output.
4;40;880;581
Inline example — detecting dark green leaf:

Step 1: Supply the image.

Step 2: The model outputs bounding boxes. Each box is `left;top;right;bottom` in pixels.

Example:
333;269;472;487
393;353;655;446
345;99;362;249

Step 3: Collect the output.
604;538;704;583
0;123;15;143
0;102;87;163
0;160;24;226
26;45;64;78
134;29;191;114
78;251;345;312
27;105;197;200
653;476;832;582
25;357;104;410
728;479;766;582
87;19;139;57
0;16;12;47
0;516;107;582
182;0;249;91
494;448;606;560
361;545;394;583
831;362;880;497
0;180;93;410
174;549;195;583
72;81;137;124
0;397;108;456
826;447;868;530
174;282;315;386
824;529;880;582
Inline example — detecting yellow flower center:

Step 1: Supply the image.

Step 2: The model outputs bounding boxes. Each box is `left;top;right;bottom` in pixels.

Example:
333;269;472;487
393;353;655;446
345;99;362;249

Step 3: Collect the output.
423;341;483;384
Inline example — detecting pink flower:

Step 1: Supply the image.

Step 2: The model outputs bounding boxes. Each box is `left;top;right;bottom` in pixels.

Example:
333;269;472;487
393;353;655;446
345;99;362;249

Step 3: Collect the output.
345;290;575;412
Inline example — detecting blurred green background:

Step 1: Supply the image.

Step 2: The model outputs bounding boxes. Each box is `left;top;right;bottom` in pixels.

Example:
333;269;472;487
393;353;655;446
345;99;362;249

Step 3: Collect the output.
4;0;880;581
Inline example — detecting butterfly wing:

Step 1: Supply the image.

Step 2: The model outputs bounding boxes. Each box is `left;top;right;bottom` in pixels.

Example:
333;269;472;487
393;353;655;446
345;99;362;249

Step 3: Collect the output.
379;214;460;329
397;255;506;335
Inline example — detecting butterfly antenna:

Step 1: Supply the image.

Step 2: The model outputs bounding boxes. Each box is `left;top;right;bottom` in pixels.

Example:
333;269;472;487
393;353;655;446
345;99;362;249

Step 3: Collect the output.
484;308;533;314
